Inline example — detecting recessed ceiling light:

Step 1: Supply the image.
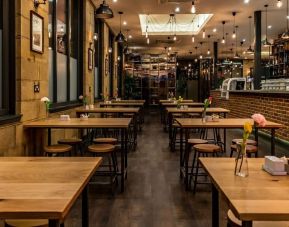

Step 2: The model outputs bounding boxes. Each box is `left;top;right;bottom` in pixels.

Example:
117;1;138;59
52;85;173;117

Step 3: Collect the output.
244;0;250;4
123;21;127;25
268;25;272;29
175;6;180;13
242;38;246;42
213;28;217;32
113;0;117;2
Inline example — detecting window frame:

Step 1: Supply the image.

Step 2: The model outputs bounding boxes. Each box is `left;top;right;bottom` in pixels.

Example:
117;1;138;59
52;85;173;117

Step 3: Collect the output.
94;19;103;101
49;0;83;112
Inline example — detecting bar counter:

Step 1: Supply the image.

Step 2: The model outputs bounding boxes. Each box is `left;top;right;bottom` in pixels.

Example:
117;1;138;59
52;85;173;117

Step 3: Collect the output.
210;89;289;142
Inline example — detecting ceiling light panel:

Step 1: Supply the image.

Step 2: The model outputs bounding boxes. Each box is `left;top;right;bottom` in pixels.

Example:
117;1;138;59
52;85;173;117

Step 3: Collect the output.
139;14;213;35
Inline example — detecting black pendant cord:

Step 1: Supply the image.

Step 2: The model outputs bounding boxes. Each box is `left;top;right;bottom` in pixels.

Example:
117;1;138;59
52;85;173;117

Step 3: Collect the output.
287;0;289;31
249;16;252;46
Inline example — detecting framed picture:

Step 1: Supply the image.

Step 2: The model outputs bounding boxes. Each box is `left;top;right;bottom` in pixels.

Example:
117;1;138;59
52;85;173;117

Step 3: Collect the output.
30;11;44;54
88;48;93;70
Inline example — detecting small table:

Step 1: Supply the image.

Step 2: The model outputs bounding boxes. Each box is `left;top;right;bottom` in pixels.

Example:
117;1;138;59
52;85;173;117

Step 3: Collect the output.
23;118;131;192
176;118;283;190
200;157;289;227
0;157;102;227
167;108;230;149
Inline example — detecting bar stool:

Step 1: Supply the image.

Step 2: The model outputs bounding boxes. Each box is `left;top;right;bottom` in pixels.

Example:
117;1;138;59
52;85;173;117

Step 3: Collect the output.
227;209;289;227
87;144;117;193
184;139;208;170
43;144;72;157
58;138;82;156
4;219;48;227
190;144;221;193
230;142;258;158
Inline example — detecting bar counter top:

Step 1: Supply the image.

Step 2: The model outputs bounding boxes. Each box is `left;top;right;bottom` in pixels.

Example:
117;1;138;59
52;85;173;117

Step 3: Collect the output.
214;89;289;94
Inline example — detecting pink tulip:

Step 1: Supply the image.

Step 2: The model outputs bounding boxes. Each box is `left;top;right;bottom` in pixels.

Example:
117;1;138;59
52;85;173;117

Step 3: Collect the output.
251;113;267;127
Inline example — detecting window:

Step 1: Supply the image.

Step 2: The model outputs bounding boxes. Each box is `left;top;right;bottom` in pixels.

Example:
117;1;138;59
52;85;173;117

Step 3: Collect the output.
48;0;82;108
0;0;16;119
94;19;103;100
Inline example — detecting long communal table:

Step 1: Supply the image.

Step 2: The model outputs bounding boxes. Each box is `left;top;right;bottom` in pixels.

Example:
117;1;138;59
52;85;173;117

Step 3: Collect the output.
200;157;289;227
167;107;230;150
176;118;283;190
23;118;131;192
0;157;102;227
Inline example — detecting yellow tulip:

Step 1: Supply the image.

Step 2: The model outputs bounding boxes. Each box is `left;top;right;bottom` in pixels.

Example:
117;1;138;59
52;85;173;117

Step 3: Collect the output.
244;121;252;134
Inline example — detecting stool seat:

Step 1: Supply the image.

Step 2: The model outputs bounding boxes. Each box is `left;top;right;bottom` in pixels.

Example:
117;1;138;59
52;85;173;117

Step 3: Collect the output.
172;113;183;117
172;123;180;127
93;138;117;145
44;144;72;153
231;144;258;153
58;138;82;144
5;219;48;227
88;144;115;153
193;144;221;153
232;139;257;145
123;113;134;117
227;210;289;227
187;113;200;118
188;139;208;145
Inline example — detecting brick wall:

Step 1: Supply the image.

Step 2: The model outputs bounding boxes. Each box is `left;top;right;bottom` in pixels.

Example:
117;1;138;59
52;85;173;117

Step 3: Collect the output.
211;90;289;141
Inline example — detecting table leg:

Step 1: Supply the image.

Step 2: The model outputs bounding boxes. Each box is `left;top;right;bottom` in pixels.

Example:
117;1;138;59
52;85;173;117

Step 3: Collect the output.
184;129;190;191
48;128;51;146
125;128;128;169
48;220;60;227
133;114;138;151
120;128;125;192
242;221;253;227
254;127;259;145
180;126;183;170
223;128;226;154
169;113;172;150
271;128;276;156
212;183;219;227
82;185;89;227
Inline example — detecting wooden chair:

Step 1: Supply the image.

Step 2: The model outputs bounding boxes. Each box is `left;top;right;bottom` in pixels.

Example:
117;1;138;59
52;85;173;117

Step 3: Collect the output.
58;138;82;156
190;144;221;193
227;209;289;227
43;144;72;157
87;144;117;193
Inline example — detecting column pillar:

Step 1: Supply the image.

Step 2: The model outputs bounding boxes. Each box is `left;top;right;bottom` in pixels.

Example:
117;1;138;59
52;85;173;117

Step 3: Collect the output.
254;10;262;90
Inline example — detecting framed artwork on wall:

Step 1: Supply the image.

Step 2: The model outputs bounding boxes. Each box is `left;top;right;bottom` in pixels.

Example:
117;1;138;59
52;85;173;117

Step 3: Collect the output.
88;48;93;70
30;11;44;54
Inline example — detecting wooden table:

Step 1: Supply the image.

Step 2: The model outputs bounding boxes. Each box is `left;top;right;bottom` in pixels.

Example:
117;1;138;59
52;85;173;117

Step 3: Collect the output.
23;118;131;192
112;99;145;104
0;157;102;227
75;107;140;148
176;118;283;190
167;108;230;150
159;99;194;103
200;157;289;227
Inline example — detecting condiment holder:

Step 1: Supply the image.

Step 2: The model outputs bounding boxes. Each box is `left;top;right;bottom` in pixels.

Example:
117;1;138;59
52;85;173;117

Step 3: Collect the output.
80;114;89;120
60;115;70;121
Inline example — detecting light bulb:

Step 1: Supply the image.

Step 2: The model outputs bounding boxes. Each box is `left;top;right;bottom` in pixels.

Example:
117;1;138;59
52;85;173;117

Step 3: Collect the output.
277;0;282;8
145;31;148;38
147;38;150;44
175;6;180;12
207;49;210;55
168;47;172;51
128;35;132;39
192;36;195;43
113;0;117;2
191;1;196;14
199;55;203;59
221;37;225;44
123;21;127;26
232;32;236;39
173;35;177;41
244;0;249;3
202;30;205;39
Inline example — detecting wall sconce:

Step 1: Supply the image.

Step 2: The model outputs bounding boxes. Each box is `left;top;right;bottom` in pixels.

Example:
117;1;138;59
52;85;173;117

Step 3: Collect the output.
93;33;98;41
34;0;47;8
108;47;112;53
117;56;121;61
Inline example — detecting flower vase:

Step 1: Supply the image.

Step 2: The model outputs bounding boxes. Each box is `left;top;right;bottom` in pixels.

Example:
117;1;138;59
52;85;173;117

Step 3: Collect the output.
85;105;89;110
234;143;249;177
46;109;49;118
202;110;207;123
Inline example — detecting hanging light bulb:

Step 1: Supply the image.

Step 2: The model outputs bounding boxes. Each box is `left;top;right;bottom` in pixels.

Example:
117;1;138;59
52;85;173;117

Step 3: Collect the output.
221;21;226;44
232;31;236;39
192;35;195;43
244;0;250;3
191;1;196;14
202;30;205;39
199;55;203;59
173;35;177;41
207;49;210;55
221;37;226;44
277;0;283;8
232;12;237;39
147;38;150;44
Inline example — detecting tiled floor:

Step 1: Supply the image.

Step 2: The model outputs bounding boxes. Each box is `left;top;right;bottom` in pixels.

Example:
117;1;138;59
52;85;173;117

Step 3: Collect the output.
64;110;288;227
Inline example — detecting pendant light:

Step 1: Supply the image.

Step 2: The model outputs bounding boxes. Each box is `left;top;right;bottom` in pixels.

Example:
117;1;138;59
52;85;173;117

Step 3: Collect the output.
115;12;126;43
221;21;226;44
277;0;283;8
234;26;240;58
95;0;114;19
232;12;236;39
247;16;254;53
199;42;203;59
191;1;196;14
263;5;272;46
194;46;198;62
282;0;289;39
207;35;211;55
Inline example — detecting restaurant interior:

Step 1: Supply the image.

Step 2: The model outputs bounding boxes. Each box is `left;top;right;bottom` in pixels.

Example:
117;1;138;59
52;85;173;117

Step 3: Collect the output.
1;0;289;226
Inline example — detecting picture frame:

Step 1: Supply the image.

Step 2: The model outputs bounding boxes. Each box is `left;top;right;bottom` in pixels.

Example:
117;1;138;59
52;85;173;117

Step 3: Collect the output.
30;11;44;54
88;48;93;70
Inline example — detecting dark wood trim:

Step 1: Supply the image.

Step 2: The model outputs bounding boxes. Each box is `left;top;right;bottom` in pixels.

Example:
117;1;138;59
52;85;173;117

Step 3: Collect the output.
52;0;57;103
78;0;83;96
49;101;81;113
0;114;21;125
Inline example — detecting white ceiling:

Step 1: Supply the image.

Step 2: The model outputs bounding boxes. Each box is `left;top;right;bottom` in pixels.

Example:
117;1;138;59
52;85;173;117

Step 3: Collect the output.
102;0;288;58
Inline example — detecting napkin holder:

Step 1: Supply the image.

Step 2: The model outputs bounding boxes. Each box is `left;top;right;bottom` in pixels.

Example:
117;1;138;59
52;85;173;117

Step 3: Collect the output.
60;115;70;121
263;156;287;175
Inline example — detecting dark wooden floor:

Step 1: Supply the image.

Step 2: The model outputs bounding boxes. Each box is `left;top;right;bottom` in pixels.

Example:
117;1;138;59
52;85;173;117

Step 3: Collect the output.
65;110;288;227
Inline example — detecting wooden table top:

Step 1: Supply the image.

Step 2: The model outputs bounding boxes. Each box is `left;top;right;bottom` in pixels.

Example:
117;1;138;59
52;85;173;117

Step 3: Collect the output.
167;107;230;113
159;99;194;103
176;118;283;129
0;157;102;219
200;157;289;221
111;100;145;104
99;102;144;107
161;102;204;107
23;118;132;128
75;107;140;113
